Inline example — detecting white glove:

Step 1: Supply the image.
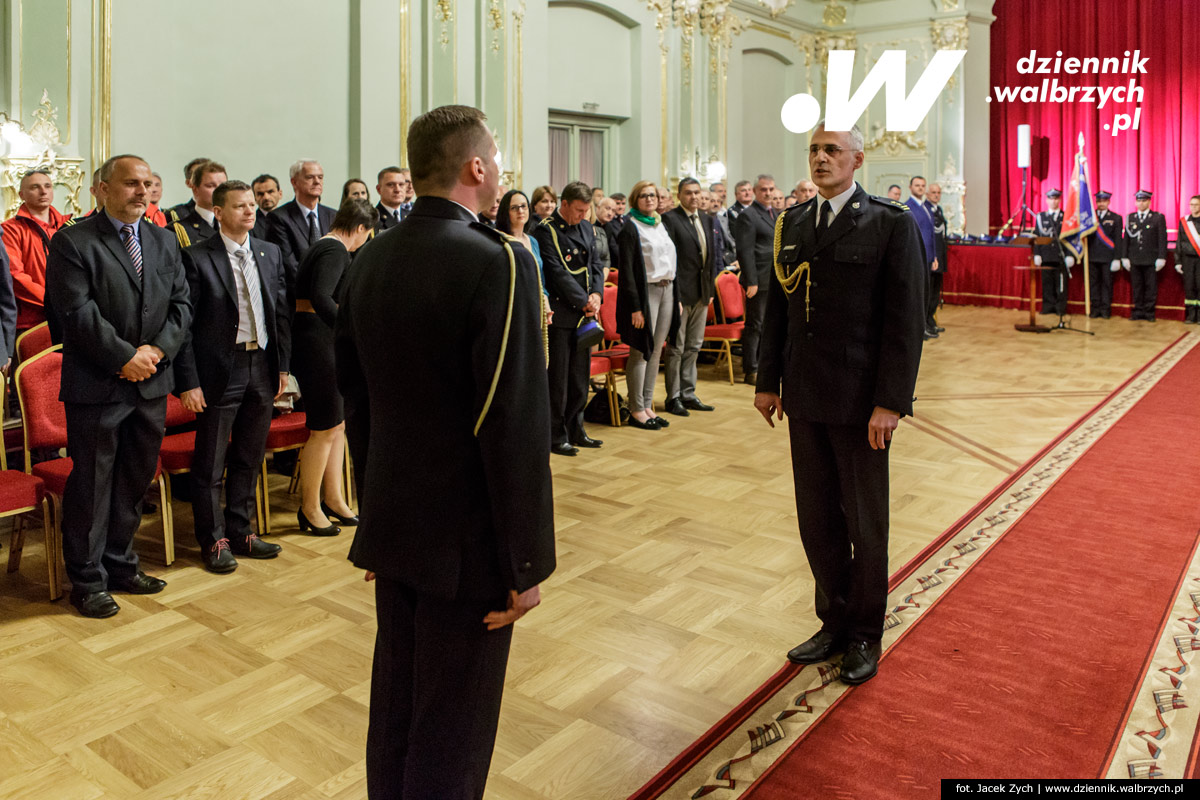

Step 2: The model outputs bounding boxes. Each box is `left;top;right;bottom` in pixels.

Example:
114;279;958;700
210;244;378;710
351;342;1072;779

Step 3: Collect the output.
1033;255;1043;266
1122;258;1131;270
1065;256;1075;268
1155;258;1166;271
1110;260;1121;273
1177;263;1184;274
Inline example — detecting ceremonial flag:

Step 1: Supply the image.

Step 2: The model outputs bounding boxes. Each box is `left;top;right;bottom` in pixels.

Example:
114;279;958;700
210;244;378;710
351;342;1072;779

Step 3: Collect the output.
1060;132;1097;259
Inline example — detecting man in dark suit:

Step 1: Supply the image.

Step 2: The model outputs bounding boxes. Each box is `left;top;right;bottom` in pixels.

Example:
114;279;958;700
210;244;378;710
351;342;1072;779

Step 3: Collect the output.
734;174;779;384
926;183;949;333
0;237;17;371
755;124;925;685
171;160;226;249
176;180;291;573
265;159;335;283
374;166;411;234
1034;188;1073;317
166;156;210;223
252;173;283;235
662;177;717;415
905;176;938;340
1122;189;1168;321
335;105;555;800
1086;190;1124;319
727;180;754;223
44;154;192;618
533;180;605;456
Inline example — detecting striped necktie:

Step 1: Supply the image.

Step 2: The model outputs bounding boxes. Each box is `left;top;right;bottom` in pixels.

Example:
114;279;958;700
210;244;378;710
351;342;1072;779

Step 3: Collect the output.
235;248;268;346
120;223;143;277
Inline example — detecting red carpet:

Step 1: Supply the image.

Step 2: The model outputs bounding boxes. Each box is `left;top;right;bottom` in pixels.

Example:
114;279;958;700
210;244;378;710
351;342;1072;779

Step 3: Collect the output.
740;340;1200;797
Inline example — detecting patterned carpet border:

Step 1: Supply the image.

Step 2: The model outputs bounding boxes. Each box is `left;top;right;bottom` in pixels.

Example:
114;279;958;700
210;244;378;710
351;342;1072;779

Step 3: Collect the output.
632;333;1200;800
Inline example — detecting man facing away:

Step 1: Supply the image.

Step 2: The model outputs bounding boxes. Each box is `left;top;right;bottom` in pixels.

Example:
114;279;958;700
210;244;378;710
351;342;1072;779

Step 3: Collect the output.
754;123;925;685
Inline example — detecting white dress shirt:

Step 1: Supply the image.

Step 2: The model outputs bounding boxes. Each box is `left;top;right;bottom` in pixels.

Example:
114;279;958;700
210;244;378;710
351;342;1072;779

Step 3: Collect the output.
815;182;859;229
221;232;266;346
634;218;677;282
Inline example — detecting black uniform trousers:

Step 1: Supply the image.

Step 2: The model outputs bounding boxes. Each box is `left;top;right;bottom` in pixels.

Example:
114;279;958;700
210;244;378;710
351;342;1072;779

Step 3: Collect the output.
1129;263;1158;320
62;390;167;593
1040;262;1068;316
925;270;943;330
1181;255;1200;322
741;281;769;375
1087;261;1114;317
190;349;275;550
547;326;589;446
788;418;890;643
367;577;513;800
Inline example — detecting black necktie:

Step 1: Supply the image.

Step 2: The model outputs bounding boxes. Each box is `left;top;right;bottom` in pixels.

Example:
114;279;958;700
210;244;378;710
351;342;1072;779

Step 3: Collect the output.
817;200;831;237
307;211;320;246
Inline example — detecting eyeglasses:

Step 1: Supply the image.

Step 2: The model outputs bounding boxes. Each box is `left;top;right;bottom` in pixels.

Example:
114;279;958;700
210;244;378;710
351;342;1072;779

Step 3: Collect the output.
637;193;658;200
511;203;529;211
808;144;853;156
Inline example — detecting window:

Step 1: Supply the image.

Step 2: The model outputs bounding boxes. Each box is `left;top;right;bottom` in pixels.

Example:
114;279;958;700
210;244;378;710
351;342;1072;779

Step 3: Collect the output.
547;115;613;192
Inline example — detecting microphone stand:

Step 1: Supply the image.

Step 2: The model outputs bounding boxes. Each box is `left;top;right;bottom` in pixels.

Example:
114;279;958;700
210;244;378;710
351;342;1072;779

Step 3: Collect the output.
998;166;1034;237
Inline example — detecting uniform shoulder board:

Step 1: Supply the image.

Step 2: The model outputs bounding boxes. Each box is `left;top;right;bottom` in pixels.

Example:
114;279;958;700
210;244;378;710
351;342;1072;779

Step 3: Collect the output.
469;220;510;242
173;222;192;249
168;208;180;223
869;195;910;212
63;216;79;227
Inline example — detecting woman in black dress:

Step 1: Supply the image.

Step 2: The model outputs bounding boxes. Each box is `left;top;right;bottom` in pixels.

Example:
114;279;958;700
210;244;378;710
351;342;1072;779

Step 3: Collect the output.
292;199;378;535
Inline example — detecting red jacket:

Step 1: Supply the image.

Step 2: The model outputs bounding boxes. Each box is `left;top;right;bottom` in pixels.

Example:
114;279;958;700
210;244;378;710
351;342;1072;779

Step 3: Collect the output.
145;204;168;227
1;204;71;329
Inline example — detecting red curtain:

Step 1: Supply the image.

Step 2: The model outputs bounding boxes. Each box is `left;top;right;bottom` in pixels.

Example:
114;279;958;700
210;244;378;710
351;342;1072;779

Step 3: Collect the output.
989;0;1200;235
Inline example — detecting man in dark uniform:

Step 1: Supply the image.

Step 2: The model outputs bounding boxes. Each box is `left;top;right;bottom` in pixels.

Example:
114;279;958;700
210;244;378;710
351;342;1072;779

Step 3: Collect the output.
374;166;410;234
45;154;192;618
1177;195;1200;324
926;182;949;333
1122;189;1168;321
335;105;555;800
733;174;779;384
754;123;925;686
171;161;226;249
533;180;605;456
1086;190;1124;319
166;156;210;223
1034;188;1074;316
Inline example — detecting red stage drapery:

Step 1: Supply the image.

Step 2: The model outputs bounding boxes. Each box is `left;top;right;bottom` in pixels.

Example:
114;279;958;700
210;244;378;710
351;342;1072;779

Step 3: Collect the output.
990;0;1200;235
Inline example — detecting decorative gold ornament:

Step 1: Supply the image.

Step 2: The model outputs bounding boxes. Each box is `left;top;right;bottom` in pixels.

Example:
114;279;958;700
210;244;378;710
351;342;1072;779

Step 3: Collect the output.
1;91;85;218
435;0;454;52
863;125;928;157
487;0;504;55
823;0;847;26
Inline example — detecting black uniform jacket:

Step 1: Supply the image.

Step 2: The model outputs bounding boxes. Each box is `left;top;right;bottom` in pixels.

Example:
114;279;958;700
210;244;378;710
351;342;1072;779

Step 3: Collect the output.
335;196;555;601
930;202;949;273
175;234;291;399
1176;215;1200;258
1034;210;1065;263
1088;209;1125;262
45;212;192;403
1125;211;1168;264
171;207;218;249
533;210;604;330
661;206;718;307
733;201;777;290
756;185;926;425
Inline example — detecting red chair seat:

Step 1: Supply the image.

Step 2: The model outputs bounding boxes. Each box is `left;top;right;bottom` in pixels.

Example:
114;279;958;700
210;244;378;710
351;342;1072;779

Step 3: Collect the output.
704;322;745;339
159;432;196;473
0;470;46;511
589;356;612;377
31;457;73;496
266;412;309;451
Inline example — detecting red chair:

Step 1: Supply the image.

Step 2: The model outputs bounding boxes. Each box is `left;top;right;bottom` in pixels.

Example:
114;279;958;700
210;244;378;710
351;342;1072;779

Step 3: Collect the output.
158;394;198;548
597;284;629;369
258;412;310;533
2;373;53;599
588;355;621;427
14;322;54;363
702;271;747;385
14;347;174;598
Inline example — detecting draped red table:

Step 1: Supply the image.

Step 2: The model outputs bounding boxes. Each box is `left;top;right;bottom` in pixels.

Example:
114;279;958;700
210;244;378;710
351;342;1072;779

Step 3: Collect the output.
943;243;1187;321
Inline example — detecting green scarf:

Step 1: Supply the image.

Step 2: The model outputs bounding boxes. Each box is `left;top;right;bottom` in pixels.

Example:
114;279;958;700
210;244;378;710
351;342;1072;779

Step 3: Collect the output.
630;209;660;226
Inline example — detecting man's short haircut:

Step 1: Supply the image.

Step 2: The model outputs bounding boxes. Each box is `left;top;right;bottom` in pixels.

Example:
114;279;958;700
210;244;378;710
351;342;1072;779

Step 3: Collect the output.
151;172;162;181
406;105;491;193
560;181;592;205
183;156;210;184
213;179;253;208
910;175;926;186
610;192;626;202
1191;195;1200;203
99;154;147;182
252;173;281;191
194;161;228;183
289;159;321;180
709;182;725;191
813;120;865;151
331;198;380;233
755;174;775;186
734;180;752;191
678;177;701;194
377;165;404;184
888;184;901;192
91;168;102;187
21;168;51;183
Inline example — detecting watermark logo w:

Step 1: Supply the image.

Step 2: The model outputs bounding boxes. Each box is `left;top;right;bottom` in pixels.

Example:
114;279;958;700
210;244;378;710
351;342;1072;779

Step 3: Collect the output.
781;50;966;133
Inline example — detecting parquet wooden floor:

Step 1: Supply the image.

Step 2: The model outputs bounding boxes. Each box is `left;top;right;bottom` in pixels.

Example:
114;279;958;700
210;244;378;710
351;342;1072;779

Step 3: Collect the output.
0;306;1188;800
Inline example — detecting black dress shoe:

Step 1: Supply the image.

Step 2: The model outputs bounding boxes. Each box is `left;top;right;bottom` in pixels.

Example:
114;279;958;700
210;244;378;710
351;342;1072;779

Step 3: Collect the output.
297;509;341;536
923;331;938;341
627;417;659;431
70;590;120;618
648;415;669;428
840;640;882;685
665;398;690;416
110;571;167;594
231;534;281;559
743;372;758;385
571;435;603;448
682;397;714;411
204;539;239;573
321;501;360;526
551;442;580;456
934;326;946;333
787;630;846;665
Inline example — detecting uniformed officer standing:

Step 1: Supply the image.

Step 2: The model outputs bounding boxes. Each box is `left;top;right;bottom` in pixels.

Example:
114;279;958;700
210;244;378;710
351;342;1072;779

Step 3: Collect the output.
335;105;555;800
1176;194;1200;324
1033;188;1074;316
1086;191;1124;319
1122;190;1168;321
754;123;925;686
533;181;606;456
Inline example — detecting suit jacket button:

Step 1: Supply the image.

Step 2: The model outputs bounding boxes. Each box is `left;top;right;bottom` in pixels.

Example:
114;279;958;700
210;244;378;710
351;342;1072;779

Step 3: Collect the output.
143;306;149;314
519;561;532;571
806;332;814;339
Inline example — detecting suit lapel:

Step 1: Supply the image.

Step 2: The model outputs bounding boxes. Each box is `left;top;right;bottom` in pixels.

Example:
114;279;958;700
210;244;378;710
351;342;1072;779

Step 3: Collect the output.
99;219;143;288
208;237;237;304
286;202;307;244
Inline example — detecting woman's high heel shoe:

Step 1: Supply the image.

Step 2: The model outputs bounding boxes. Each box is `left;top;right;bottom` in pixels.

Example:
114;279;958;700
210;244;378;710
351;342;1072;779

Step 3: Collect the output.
321;501;359;526
298;509;341;536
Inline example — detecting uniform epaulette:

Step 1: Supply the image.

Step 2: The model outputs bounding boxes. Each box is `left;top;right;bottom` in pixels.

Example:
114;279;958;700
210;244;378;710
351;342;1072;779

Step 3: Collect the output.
63;216;79;227
469;220;510;242
870;195;910;212
168;208;180;223
173;222;192;249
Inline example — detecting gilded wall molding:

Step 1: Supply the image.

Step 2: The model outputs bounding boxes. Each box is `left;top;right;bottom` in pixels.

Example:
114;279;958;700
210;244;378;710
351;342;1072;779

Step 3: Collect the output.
822;0;846;26
863;127;927;157
400;0;411;165
487;0;505;54
756;0;793;18
1;92;85;218
512;0;526;189
930;17;968;92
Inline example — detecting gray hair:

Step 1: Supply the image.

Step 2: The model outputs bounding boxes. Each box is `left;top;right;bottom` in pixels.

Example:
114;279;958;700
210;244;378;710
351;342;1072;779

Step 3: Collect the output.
755;174;775;186
99;154;148;182
813;119;865;151
289;159;321;180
